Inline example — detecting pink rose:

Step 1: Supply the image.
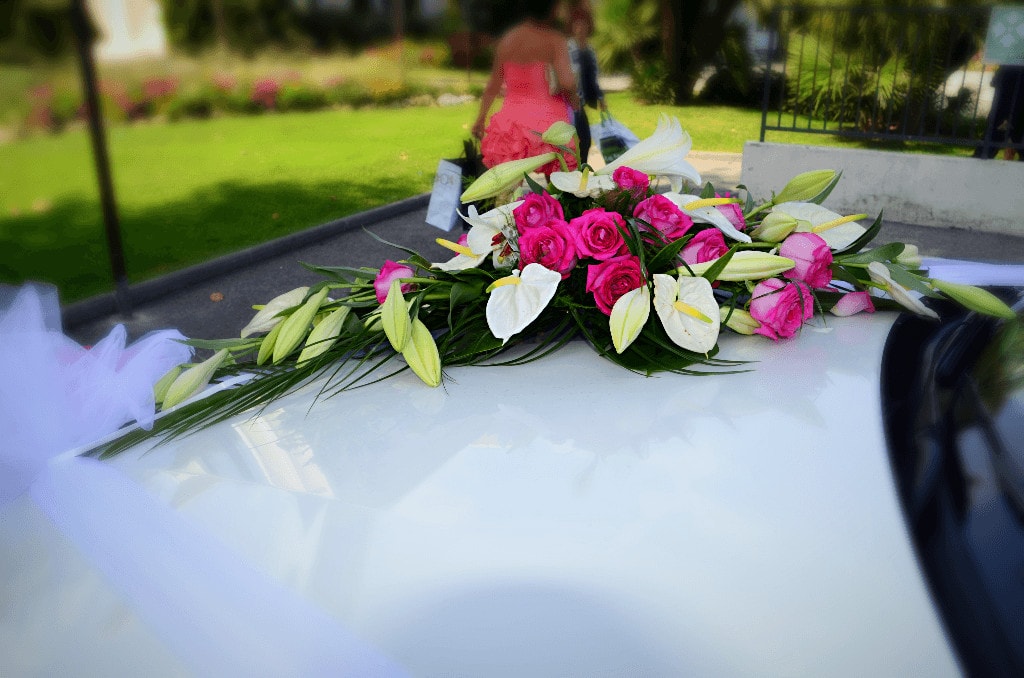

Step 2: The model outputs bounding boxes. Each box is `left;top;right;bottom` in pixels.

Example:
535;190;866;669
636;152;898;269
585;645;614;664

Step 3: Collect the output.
514;192;564;232
749;278;814;341
681;228;728;265
830;290;875;317
570;208;629;261
518;218;578;279
717;203;746;232
585;254;645;315
612;166;650;196
374;260;416;304
633;195;693;242
779;232;834;289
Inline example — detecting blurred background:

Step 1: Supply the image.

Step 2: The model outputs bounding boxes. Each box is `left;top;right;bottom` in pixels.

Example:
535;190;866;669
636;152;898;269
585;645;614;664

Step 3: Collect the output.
0;0;1005;304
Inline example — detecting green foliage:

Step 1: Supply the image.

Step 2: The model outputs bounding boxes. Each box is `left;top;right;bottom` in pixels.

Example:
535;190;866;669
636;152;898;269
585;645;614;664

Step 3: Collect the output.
782;5;986;136
0;0;77;63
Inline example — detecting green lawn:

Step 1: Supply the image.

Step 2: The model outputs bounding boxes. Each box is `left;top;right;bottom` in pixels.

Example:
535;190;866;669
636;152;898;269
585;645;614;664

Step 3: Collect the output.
0;92;968;303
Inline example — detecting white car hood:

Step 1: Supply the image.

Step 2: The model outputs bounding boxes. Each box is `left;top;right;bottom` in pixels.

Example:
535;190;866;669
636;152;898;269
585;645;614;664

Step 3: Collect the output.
1;312;961;677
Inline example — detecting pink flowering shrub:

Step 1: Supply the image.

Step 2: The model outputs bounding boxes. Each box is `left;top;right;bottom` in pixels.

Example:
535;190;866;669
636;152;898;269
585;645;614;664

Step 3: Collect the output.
251;78;281;110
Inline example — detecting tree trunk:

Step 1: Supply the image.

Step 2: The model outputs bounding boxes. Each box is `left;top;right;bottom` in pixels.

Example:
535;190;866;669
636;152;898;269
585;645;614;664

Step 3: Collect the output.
660;0;742;104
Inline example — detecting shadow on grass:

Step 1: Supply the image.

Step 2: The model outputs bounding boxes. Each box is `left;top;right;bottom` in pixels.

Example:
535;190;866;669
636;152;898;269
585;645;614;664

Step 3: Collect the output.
1;176;420;303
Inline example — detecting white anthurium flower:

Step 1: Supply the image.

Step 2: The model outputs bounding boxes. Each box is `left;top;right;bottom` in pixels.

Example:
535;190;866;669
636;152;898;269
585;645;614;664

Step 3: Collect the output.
431;236;488;271
867;261;939;319
773;202;868;251
609;284;651;354
596;114;702;192
550;169;617;198
663;193;751;243
485;263;561;343
240;286;309;338
652;273;720;353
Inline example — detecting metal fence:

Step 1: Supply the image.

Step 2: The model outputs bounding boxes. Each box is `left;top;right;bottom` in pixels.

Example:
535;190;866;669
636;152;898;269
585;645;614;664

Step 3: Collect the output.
759;4;1024;157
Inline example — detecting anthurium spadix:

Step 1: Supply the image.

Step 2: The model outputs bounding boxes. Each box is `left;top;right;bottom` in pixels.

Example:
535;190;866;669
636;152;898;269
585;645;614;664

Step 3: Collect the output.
772;202;867;251
653;274;720;353
240;286;309;338
402;318;442;387
461;152;558;202
596;114;701;192
550;169;616;198
662;193;751;243
609;284;651;353
381;278;412;351
485;263;561;343
162;349;229;410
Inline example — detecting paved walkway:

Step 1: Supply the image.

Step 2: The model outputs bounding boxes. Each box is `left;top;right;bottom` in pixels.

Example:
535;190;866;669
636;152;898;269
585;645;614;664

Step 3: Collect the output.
64;152;1024;345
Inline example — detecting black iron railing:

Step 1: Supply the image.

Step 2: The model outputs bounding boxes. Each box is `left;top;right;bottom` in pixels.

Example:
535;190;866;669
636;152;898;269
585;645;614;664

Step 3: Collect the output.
759;5;1024;157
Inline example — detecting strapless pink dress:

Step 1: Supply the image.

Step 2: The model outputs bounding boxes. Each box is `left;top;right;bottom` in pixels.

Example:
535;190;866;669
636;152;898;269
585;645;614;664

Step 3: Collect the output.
481;61;577;174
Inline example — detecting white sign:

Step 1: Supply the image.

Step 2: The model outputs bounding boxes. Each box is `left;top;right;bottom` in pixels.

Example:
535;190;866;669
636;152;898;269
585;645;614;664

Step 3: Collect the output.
425;160;463;232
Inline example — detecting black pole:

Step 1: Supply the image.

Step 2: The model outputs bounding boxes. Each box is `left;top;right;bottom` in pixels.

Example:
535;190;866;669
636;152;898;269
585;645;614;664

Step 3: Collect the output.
69;0;132;316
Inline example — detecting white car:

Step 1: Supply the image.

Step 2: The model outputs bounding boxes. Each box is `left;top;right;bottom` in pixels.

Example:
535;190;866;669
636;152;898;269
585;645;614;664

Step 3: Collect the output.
3;274;1022;677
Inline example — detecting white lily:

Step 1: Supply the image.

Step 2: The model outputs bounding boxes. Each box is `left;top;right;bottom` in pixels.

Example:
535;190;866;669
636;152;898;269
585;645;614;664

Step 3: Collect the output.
652;274;720;353
662;193;751;243
485;263;561;343
867;261;939;319
240;286;309;338
609;284;651;354
433;201;523;271
596;114;701;192
773;202;868;251
550;168;616;198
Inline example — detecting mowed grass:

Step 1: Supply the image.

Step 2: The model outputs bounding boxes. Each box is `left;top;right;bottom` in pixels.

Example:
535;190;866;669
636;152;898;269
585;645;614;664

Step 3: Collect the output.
1;91;968;303
1;104;476;302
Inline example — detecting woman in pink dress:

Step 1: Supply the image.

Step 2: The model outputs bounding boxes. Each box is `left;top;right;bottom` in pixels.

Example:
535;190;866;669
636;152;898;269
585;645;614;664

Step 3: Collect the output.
471;0;580;175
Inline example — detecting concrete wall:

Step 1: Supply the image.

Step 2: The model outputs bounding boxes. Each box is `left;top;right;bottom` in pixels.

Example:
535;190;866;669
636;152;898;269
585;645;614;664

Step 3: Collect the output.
741;142;1024;236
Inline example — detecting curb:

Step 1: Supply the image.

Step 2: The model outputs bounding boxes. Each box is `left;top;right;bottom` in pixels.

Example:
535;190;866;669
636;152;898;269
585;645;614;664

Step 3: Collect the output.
63;193;430;329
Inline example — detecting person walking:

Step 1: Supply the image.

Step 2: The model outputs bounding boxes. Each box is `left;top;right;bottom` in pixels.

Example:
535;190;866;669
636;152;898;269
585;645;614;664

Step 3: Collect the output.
471;0;579;174
567;7;605;164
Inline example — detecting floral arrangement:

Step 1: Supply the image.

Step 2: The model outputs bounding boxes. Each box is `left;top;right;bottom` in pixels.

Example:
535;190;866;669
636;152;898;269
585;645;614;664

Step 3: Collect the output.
95;115;1014;457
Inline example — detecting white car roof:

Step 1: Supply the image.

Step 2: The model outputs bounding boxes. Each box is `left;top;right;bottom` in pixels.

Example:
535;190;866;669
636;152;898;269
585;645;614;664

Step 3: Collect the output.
0;311;961;676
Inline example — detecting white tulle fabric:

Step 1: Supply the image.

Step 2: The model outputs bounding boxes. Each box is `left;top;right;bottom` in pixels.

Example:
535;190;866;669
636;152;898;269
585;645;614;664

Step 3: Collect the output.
0;284;407;677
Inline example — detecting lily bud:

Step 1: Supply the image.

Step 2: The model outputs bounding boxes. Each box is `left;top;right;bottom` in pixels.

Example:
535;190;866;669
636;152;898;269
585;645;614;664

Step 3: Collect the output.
240;286;309;338
401;318;442;387
679;251;796;281
896;243;922;268
930;279;1015;320
257;320;283;365
542;120;577;146
750;211;800;243
381;278;412;352
297;305;351;364
719;306;760;335
364;310;383;333
162;349;229;410
273;287;330;364
773;170;837;204
153;364;183;405
609;285;651;354
461;152;558;202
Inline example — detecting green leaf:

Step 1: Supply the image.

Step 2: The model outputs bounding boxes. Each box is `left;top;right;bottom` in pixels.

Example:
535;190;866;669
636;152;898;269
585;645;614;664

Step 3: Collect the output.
524;173;546;194
184;337;262;351
832;210;883;257
700;244;740;283
835;241;905;265
700;181;716;199
646;234;692;274
885;263;943;298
